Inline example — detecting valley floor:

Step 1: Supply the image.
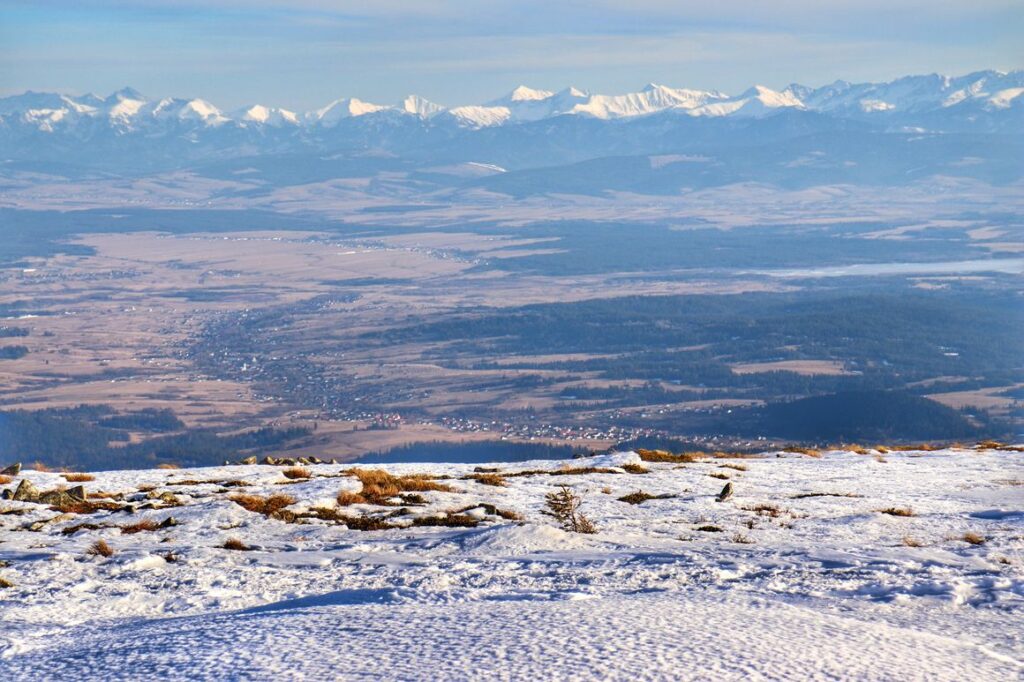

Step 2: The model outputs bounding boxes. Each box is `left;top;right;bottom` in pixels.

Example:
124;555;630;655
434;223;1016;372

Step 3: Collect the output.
0;448;1021;680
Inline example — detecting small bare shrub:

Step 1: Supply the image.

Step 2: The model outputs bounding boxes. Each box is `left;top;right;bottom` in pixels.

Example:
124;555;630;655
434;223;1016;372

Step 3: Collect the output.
222;538;252;551
61;473;95;483
282;467;311;480
544;485;597;534
87;540;114;558
877;507;915;517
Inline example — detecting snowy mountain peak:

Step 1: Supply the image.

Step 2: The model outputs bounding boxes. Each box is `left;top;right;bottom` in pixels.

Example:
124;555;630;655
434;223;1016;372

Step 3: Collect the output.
506;86;555;102
400;95;445;118
235;104;299;126
308;97;387;126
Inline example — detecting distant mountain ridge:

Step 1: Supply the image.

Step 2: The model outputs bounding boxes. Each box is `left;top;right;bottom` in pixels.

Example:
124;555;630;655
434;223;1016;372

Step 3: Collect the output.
3;69;1020;132
1;69;1020;180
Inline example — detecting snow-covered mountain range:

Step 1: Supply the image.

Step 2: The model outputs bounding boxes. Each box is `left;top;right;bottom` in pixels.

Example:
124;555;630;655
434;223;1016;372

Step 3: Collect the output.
1;70;1020;178
4;70;1020;133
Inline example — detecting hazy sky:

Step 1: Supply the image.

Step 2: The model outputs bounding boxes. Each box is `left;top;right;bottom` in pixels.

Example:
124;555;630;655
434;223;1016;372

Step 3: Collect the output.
1;1;1021;110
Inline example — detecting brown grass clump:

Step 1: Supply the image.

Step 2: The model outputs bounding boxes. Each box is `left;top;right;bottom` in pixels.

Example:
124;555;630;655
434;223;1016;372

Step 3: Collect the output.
877;507;915;517
790;491;862;499
156;463;181;470
120;519;160;534
222;537;253;551
783;446;821;458
29;462;52;472
409;513;480;528
742;504;784;518
282;467;311;480
230;493;296;517
0;475;12;485
617;490;676;505
621;463;649;474
847;445;871;455
636;449;704;463
465;473;507;487
874;446;890;454
87;540;115;558
0;575;14;589
975;440;1005;450
61;473;95;483
336;490;368;506
961;532;986;545
344;469;455;505
889;443;938;452
902;536;925;547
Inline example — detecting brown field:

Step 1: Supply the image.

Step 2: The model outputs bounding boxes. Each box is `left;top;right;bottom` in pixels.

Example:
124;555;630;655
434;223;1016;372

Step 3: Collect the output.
730;360;853;376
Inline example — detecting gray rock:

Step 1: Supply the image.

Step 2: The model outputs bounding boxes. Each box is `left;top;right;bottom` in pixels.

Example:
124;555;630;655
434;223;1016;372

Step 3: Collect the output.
12;479;40;502
240;456;257;465
716;482;734;503
1;489;11;500
1;463;22;476
159;516;179;528
262;456;278;465
297;457;311;465
308;456;322;464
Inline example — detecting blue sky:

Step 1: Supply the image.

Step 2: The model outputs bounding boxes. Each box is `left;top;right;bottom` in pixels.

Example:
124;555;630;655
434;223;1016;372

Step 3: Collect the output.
1;1;1021;109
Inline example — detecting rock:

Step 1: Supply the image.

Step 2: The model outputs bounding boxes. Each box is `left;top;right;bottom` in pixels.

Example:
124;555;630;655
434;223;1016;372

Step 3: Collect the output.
66;486;87;501
239;456;258;465
159;516;179;528
308;456;322;464
12;479;40;502
279;458;296;466
39;487;87;507
298;457;311;465
1;489;11;500
1;463;22;476
716;482;734;503
262;456;278;465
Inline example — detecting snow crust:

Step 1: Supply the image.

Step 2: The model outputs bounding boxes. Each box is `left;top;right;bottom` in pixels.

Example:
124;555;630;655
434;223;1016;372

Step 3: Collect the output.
0;447;1021;680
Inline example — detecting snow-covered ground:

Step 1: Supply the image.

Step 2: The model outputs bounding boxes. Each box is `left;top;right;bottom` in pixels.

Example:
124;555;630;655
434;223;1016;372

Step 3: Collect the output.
0;447;1021;680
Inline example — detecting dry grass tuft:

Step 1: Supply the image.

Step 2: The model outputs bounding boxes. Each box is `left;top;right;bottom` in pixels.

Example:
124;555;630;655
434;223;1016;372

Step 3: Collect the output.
902;536;925;547
636;449;704;463
0;575;14;589
87;540;114;558
61;473;95;483
282;467;311;480
120;519;160;534
231;493;296;517
877;507;915;517
29;462;52;473
847;445;871;455
731;533;754;544
156;463;181;470
889;443;938;452
617;490;676;505
0;475;12;485
465;473;507;487
961;532;986;545
344;469;455;505
222;537;253;551
742;503;784;518
336;490;368;506
621;463;649;474
708;472;730;480
784;446;821;458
